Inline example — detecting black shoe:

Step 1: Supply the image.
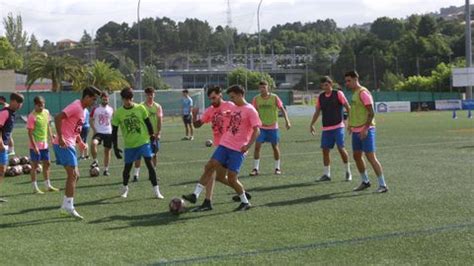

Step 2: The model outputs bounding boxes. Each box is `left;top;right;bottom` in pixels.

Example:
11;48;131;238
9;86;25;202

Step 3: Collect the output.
132;175;138;182
90;161;99;168
353;181;371;191
103;170;110;176
318;175;331;181
192;201;213;212
232;192;252;202
234;202;251;211
182;193;197;204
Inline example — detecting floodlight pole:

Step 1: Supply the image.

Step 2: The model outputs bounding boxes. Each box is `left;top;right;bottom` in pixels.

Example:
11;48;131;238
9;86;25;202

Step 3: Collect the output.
137;0;143;90
466;0;472;99
257;0;263;73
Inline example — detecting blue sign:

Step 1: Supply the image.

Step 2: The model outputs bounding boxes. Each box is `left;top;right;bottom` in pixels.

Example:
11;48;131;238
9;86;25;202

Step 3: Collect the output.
462;100;474;110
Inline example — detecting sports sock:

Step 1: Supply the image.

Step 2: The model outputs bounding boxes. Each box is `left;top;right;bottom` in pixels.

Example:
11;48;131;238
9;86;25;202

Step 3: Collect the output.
323;166;331;176
44;179;51;188
377;175;387;187
345;162;351;174
32;181;39;190
253;159;260;170
239;192;249;204
134;167;140;177
361;171;370;183
193;183;205;198
64;197;74;209
275;159;281;170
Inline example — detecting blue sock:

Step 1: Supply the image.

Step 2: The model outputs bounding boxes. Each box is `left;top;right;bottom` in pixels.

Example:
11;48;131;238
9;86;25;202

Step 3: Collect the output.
377;175;386;187
361;171;370;183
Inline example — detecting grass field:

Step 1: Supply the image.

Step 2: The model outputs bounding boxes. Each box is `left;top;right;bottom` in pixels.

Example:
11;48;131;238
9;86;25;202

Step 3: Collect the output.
0;111;473;265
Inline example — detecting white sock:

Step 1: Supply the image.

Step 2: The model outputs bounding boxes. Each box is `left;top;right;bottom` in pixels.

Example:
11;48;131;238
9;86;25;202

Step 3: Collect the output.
345;163;351;173
104;166;109;171
134;167;140;177
63;197;74;209
153;185;161;194
193;183;205;198
275;159;281;170
44;179;51;188
323;166;331;176
239;192;249;204
254;159;260;170
32;181;39;190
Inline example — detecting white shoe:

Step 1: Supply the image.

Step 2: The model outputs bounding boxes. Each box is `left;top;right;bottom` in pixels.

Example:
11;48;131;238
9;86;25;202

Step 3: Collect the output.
60;207;84;220
120;186;129;198
153;187;164;199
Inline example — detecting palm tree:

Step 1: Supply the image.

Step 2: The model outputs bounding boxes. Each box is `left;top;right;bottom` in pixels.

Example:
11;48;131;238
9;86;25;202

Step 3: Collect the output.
72;60;129;91
26;52;82;92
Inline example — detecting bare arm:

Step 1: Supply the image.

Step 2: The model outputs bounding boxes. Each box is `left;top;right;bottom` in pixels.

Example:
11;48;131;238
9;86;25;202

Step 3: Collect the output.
192;107;203;128
280;106;291;130
28;129;38;153
54;112;66;147
364;104;375;129
310;108;321;135
241;127;260;153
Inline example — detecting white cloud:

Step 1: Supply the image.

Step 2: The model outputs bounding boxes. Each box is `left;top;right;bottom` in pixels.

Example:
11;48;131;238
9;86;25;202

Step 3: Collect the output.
0;0;464;42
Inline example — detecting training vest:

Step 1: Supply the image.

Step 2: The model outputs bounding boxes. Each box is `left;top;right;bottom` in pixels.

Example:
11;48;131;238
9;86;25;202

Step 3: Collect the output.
254;93;279;126
0;108;16;144
349;87;375;128
319;90;343;127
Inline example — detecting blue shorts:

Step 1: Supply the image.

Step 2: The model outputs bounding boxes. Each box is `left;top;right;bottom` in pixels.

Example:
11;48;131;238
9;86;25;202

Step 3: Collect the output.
321;127;345;149
256;128;280;145
30;149;50;162
211;145;245;173
53;144;78;167
124;143;153;164
80;127;90;143
352;128;376;153
0;150;8;165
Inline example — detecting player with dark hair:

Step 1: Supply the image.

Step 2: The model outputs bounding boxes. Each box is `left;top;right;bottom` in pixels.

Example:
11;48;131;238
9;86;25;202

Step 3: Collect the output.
0;93;24;203
112;88;164;199
310;76;352;181
90;92;114;176
27;96;59;194
54;86;101;219
181;89;194;140
344;71;388;193
250;80;291;176
183;85;261;211
132;87;163;182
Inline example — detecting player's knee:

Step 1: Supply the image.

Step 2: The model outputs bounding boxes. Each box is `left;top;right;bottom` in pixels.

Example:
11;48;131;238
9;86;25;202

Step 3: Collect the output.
92;139;99;145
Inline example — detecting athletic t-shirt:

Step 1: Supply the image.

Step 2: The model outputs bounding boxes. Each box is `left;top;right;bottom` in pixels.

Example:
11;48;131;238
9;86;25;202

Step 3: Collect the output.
83;109;90;128
182;97;193;115
316;90;348;131
26;109;51;149
252;94;284;130
91;105;114;134
220;103;262;152
141;101;163;137
351;90;375;133
53;100;84;147
112;103;150;149
201;101;234;146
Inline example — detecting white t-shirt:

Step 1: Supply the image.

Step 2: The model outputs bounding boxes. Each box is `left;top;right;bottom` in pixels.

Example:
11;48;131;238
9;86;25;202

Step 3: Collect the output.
91;105;114;134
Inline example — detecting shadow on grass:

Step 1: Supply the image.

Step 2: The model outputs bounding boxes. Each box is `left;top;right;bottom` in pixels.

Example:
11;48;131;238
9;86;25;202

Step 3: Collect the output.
457;145;474;149
3;181;122;198
0;217;75;229
2;196;141;216
89;208;232;229
245;181;324;193
264;191;368;208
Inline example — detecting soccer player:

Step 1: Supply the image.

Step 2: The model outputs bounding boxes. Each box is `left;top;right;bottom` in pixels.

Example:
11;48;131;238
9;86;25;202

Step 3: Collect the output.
344;71;388;193
111;88;164;199
310;76;352;181
250;80;291;176
0;96;15;156
190;86;251;211
183;85;261;211
90;92;114;176
0;93;24;203
132;87;162;182
79;108;91;159
181;89;194;140
54;86;101;219
27;96;59;194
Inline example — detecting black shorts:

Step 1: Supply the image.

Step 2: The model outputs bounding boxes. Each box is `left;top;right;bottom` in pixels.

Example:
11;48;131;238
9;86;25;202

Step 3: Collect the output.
182;114;192;125
92;133;112;149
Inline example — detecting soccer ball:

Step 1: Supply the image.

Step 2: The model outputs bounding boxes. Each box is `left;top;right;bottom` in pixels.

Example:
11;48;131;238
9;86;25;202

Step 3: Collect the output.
19;156;30;165
13;165;23;176
36;164;43;174
9;157;20;166
169;197;185;215
205;139;213;147
5;166;14;177
89;166;100;177
22;164;32;174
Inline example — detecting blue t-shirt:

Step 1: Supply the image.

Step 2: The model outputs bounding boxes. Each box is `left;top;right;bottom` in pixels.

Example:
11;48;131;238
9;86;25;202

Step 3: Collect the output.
83;108;90;128
182;97;193;115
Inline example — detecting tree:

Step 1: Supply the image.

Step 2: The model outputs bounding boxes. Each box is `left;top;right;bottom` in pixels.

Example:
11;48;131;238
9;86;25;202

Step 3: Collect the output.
26;53;82;92
79;30;93;47
227;67;275;90
3;13;28;56
142;65;169;90
370;17;404;41
28;34;40;52
417;15;437;37
0;37;23;69
72;60;130;91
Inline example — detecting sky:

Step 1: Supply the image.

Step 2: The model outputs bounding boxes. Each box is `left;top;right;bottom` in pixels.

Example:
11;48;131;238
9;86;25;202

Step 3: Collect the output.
0;0;464;43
